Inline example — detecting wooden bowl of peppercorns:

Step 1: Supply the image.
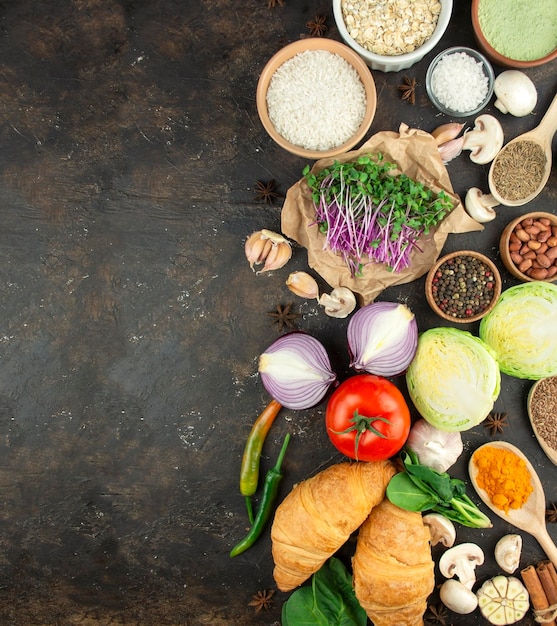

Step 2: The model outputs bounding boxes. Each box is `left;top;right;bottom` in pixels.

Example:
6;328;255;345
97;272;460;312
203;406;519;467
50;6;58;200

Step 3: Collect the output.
426;250;502;323
500;212;557;282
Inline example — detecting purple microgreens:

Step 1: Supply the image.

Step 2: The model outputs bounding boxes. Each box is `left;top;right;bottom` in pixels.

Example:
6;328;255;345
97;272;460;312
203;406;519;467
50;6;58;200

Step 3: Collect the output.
303;154;454;277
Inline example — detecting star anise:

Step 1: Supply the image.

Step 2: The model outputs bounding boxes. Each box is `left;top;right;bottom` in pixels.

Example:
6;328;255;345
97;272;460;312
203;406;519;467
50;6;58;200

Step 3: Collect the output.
254;179;282;205
248;589;275;613
485;411;509;436
546;502;557;523
267;0;284;8
398;76;417;105
306;15;327;37
424;603;448;625
267;303;300;332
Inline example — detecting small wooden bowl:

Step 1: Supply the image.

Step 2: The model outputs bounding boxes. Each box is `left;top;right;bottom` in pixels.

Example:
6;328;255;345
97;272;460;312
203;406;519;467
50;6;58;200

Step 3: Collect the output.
527;377;557;466
425;250;502;323
499;212;557;283
471;0;557;69
256;38;377;160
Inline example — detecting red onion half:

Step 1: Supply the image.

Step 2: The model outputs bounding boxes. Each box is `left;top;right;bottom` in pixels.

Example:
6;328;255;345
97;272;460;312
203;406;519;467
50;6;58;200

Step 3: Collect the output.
258;332;336;410
347;302;418;377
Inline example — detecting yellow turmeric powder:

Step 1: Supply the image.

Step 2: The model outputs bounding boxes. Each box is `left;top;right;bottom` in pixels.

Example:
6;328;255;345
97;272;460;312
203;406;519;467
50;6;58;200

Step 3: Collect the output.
473;445;533;513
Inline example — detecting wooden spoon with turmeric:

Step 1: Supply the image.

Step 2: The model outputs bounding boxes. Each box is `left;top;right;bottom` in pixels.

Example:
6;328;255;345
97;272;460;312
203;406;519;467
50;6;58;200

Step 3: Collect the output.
469;441;557;568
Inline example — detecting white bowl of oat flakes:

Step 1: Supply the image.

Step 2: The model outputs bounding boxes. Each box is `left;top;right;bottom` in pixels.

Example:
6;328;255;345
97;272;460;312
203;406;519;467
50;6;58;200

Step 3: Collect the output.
333;0;453;72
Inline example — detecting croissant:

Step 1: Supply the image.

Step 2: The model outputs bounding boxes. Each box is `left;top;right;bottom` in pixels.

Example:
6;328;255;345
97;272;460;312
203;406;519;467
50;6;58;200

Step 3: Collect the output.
353;498;435;626
271;460;395;592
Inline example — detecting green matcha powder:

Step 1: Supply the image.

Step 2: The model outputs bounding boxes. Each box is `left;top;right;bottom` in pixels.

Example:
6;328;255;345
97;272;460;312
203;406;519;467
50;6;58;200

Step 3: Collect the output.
478;0;557;61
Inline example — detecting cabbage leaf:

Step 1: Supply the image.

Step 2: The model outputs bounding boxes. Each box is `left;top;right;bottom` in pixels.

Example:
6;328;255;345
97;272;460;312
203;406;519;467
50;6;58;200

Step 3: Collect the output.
406;327;500;431
479;281;557;380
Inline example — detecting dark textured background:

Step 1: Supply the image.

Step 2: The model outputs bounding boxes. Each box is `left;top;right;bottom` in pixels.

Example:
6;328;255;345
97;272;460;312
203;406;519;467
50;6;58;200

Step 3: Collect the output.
0;1;555;624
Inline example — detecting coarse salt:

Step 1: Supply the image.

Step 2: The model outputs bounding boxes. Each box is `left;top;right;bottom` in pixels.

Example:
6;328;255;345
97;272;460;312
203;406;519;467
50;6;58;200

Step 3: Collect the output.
266;50;367;151
430;51;489;113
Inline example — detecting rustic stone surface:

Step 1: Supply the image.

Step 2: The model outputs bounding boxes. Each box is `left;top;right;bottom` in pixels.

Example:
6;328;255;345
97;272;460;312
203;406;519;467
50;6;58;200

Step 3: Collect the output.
0;1;555;624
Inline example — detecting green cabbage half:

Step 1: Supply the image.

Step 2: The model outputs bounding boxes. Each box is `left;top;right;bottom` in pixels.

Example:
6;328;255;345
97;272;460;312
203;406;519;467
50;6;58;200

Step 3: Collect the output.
479;281;557;380
406;327;500;432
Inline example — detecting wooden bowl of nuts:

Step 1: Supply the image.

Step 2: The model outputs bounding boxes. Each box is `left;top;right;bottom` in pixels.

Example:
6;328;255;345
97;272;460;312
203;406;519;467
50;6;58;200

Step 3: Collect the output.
499;212;557;282
425;250;502;323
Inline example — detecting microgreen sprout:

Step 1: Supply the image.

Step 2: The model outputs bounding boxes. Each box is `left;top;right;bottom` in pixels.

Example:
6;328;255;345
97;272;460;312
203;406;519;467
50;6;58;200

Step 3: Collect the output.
303;154;454;277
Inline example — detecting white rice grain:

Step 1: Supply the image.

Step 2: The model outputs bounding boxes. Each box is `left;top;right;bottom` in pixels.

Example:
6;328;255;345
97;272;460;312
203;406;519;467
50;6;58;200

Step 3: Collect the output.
266;50;367;151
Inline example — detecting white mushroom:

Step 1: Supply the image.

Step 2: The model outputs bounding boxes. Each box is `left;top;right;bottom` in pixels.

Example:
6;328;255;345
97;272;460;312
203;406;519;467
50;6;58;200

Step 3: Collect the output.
440;579;479;614
423;513;456;548
318;287;356;318
494;70;538;117
439;543;485;589
494;534;522;574
462;114;504;164
465;187;500;223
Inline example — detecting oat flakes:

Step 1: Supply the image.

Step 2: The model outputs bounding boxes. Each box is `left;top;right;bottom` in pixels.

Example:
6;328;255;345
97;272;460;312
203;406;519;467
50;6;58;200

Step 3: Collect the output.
342;0;442;56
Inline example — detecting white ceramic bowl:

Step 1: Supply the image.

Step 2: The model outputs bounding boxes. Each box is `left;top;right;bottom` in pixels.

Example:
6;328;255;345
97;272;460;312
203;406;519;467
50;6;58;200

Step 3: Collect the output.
332;0;453;72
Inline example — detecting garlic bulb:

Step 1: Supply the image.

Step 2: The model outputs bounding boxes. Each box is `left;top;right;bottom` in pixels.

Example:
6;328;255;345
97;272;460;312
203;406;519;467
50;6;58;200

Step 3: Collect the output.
406;419;463;472
245;229;292;273
286;271;319;299
318;287;356;318
476;576;529;625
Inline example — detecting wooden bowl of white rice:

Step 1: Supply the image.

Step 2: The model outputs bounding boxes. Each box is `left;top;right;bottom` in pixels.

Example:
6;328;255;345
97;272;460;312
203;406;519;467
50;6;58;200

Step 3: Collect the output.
256;38;376;159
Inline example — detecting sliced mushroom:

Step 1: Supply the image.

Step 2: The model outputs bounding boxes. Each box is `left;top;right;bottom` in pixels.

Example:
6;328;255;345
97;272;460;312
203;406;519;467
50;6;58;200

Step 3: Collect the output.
423;513;456;548
465;187;500;223
440;579;479;614
439;543;485;590
318;287;356;318
494;534;522;574
462;114;504;164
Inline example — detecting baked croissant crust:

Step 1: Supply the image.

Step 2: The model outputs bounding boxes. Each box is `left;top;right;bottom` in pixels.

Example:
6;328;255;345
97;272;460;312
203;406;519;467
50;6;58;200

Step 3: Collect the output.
271;460;395;592
353;498;435;626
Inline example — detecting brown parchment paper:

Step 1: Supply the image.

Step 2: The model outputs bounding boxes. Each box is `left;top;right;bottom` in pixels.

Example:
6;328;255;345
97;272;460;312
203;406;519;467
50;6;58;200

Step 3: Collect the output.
281;124;483;305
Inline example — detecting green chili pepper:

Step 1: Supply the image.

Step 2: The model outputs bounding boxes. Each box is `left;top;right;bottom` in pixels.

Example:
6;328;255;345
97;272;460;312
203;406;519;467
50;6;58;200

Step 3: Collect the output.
230;432;290;558
240;399;282;523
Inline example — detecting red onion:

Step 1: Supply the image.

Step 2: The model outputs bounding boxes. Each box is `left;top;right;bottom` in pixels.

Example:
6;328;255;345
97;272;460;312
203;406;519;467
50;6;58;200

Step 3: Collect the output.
258;332;336;410
347;301;418;377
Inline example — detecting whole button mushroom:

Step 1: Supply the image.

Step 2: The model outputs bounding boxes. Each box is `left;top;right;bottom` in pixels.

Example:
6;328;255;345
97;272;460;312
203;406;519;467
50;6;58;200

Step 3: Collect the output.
493;70;538;117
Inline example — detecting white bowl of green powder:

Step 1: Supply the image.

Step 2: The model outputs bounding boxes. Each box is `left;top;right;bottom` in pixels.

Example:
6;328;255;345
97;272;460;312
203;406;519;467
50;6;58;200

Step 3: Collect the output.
472;0;557;68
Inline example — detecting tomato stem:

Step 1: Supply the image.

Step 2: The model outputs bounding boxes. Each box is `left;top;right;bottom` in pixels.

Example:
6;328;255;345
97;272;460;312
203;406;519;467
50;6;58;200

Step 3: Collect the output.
331;409;392;461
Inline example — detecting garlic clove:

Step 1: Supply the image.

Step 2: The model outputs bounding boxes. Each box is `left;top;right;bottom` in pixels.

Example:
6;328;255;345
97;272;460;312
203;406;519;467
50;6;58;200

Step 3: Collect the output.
494;534;522;574
245;231;271;270
286;271;319;299
245;229;292;273
431;122;465;146
438;136;465;164
318;287;356;318
261;239;292;273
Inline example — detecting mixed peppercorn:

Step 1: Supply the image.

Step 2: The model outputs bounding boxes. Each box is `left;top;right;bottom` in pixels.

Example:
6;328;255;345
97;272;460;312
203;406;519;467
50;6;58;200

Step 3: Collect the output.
430;255;496;319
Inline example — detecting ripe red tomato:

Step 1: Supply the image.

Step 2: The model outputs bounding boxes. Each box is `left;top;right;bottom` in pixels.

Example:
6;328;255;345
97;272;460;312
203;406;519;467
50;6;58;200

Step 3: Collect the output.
325;374;411;462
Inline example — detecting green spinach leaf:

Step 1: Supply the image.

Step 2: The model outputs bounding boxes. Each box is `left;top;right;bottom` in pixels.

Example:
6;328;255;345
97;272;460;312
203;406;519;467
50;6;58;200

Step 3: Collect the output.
282;558;367;626
386;471;439;511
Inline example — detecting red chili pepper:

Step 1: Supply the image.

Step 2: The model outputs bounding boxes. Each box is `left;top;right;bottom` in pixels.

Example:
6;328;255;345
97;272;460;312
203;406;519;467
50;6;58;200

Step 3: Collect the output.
239;399;282;523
